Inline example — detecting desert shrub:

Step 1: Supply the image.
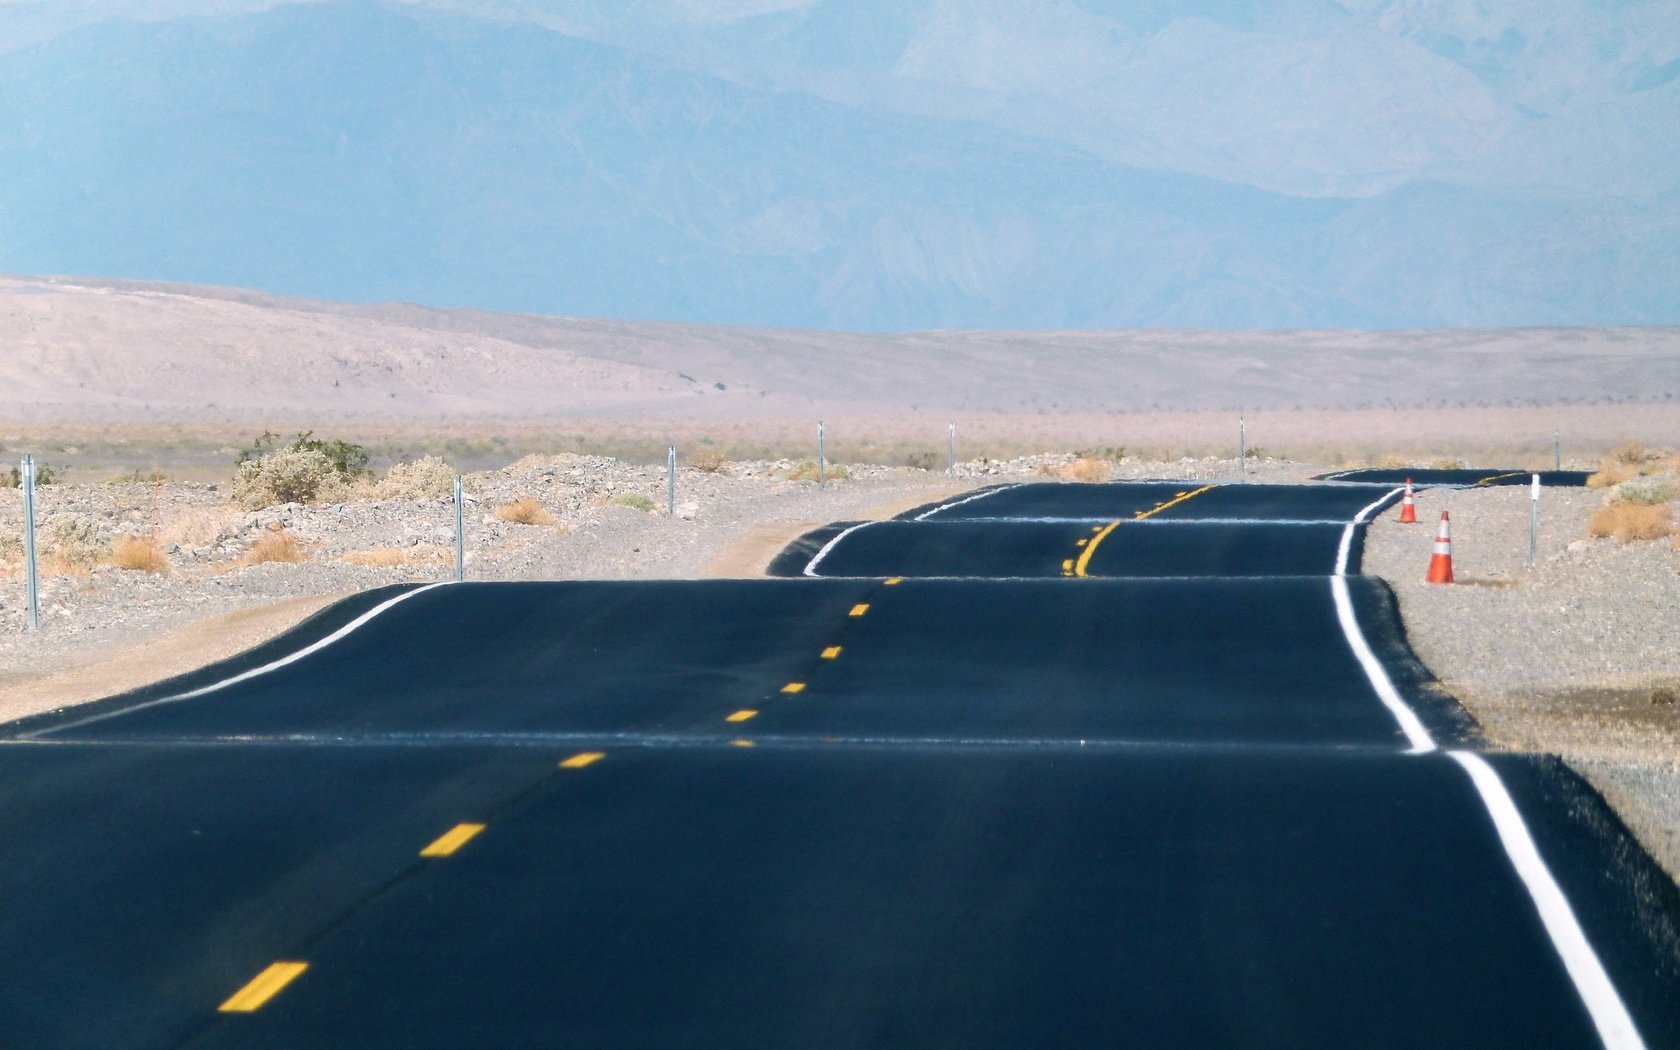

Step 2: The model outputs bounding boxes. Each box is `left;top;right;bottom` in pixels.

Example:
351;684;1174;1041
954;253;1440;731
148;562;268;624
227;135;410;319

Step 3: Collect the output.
1430;457;1464;470
903;450;940;471
494;498;556;526
239;430;369;480
611;493;657;512
44;514;110;567
689;446;728;473
1587;458;1639;488
1063;457;1111;483
1587;502;1672;543
786;460;849;482
4;462;58;487
1376;454;1413;469
0;532;22;561
1609;440;1648;465
371;455;457;500
108;535;170;574
233;447;342;509
1617;478;1677;505
1079;446;1127;463
243;526;308;565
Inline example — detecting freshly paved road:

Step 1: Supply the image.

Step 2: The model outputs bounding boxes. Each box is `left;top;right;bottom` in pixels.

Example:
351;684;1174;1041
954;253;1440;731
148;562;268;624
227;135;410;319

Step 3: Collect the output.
1315;467;1594;487
2;479;1676;1048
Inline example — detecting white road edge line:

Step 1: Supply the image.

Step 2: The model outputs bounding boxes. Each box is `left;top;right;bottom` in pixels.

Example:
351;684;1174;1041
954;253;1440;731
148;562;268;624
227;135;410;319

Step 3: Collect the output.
912;484;1021;522
1330;483;1644;1046
1329;576;1436;753
1334;486;1402;577
802;521;878;577
805;484;1022;576
1448;751;1648;1050
26;582;454;738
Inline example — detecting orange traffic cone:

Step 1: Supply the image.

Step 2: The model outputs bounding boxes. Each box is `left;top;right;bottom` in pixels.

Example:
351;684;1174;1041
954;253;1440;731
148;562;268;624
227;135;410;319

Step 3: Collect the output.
1398;478;1417;523
1425;511;1454;584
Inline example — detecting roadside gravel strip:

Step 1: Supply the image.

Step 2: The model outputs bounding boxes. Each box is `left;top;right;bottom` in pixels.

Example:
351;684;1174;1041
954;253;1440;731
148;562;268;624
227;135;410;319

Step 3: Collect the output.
1364;482;1680;881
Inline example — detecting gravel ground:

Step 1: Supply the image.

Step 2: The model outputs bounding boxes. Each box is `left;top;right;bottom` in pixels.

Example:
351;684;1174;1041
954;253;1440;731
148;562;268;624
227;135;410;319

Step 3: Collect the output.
1364;478;1680;880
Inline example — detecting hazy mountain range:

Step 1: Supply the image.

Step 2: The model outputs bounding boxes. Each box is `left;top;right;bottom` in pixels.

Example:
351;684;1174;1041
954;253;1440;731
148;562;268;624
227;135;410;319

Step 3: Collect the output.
1;0;1676;330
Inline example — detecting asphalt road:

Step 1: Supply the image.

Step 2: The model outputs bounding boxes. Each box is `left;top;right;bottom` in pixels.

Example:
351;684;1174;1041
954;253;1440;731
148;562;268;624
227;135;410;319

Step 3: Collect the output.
1315;467;1594;487
2;479;1676;1048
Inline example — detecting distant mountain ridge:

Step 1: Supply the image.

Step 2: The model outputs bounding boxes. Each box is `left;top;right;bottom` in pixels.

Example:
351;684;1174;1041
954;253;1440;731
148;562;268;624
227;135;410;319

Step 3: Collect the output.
0;0;1675;329
2;275;1675;422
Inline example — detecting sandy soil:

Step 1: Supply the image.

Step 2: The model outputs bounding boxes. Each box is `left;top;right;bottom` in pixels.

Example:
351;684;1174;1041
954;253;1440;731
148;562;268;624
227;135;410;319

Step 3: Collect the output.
0;593;342;723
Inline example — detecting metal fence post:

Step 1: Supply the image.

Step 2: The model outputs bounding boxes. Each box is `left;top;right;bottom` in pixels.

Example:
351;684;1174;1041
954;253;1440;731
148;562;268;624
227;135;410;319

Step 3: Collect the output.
667;445;677;515
947;422;955;475
1529;474;1540;568
1553;431;1561;471
453;474;465;583
22;455;40;629
1238;417;1247;476
818;422;826;487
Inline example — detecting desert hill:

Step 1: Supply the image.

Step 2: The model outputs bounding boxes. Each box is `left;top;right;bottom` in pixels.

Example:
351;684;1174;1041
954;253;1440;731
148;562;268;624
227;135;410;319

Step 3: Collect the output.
2;275;1676;426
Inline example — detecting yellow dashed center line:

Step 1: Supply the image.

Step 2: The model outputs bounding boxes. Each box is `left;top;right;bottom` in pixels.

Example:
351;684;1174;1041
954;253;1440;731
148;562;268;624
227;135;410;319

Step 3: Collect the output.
730;738;756;748
884;577;903;585
1476;471;1525;487
1133;484;1216;520
821;646;842;660
419;823;485;858
219;961;308;1013
781;682;807;694
726;709;758;723
849;603;870;617
1074;521;1120;576
1066;485;1217;577
559;751;605;769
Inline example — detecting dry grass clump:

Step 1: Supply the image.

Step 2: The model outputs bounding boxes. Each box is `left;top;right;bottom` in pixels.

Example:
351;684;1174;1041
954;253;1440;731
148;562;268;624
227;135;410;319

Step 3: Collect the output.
108;535;170;574
243;526;308;565
341;544;452;567
1587;458;1638;488
689;446;728;473
370;455;457;500
611;492;657;512
0;532;22;563
1587;502;1673;543
785;460;849;482
1062;457;1112;483
159;506;242;548
1609;440;1647;464
340;547;410;567
493;497;556;526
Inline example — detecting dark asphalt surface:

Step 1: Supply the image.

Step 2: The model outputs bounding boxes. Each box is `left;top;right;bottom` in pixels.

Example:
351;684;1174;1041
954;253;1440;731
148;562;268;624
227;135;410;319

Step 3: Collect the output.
2;478;1676;1048
1314;467;1594;487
